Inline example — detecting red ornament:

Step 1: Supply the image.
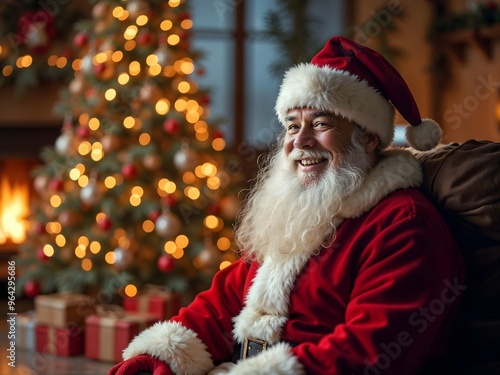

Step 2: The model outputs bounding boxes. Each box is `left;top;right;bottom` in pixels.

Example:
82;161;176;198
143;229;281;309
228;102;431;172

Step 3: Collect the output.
208;203;221;215
197;67;205;76
137;31;153;46
149;209;161;222
157;254;175;273
61;49;73;59
212;130;224;140
179;11;191;21
162;195;177;208
486;2;498;11
163;118;180;135
49;178;64;192
97;216;113;231
24;280;41;298
93;63;106;75
76;126;91;139
199;94;211;105
36;247;49;261
34;222;46;235
73;32;89;48
121;163;138;180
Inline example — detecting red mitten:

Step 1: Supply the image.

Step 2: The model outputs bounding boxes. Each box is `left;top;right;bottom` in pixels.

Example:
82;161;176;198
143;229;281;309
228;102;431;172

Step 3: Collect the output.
108;354;173;375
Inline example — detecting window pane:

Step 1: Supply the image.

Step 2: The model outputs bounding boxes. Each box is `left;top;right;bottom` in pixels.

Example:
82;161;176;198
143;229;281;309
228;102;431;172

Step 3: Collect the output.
190;0;235;31
191;38;235;145
244;0;345;147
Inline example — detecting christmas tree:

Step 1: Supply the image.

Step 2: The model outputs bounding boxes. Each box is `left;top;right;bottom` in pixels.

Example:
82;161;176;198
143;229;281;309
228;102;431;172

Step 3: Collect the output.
16;0;243;302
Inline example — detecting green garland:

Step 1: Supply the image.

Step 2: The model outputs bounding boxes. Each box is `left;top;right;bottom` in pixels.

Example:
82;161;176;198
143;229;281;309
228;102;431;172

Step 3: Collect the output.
428;2;500;38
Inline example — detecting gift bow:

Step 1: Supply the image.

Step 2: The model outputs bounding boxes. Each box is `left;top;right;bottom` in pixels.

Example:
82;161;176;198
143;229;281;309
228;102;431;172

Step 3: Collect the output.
95;304;127;319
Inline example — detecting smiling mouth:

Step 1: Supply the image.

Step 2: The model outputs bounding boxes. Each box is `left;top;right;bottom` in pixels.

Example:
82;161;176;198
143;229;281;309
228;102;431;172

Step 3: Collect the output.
299;158;327;166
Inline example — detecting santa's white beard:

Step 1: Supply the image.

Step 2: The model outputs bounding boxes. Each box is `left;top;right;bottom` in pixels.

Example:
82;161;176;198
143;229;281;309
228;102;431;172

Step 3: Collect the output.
235;130;373;263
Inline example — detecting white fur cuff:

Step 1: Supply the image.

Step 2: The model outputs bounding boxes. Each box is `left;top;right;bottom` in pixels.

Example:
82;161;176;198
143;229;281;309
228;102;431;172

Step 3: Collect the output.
122;321;213;375
227;343;305;375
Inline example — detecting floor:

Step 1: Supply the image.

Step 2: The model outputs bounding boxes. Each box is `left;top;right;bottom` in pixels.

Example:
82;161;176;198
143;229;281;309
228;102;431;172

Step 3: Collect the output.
0;298;116;375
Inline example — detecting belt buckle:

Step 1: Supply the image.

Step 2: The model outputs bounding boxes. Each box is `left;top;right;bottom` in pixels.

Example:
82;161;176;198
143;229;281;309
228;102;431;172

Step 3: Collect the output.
242;338;268;359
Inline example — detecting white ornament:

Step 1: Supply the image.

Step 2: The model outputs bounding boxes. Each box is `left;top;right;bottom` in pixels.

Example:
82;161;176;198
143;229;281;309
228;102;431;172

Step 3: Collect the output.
196;244;220;268
173;143;198;173
26;23;49;49
127;0;151;18
153;45;173;66
55;133;72;155
155;210;182;237
80;183;101;205
114;247;132;269
33;175;49;194
81;53;94;75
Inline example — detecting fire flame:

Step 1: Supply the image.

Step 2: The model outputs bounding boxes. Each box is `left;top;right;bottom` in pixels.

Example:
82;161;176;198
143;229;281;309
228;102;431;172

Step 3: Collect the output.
0;165;30;244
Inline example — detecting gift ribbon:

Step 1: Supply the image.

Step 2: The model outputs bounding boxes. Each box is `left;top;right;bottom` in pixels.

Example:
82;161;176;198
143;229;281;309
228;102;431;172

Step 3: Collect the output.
47;327;56;354
95;304;126;319
131;285;178;317
93;305;154;362
36;292;93;309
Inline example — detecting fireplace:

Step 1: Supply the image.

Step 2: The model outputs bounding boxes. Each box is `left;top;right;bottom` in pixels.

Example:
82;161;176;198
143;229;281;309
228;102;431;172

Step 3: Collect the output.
0;83;64;281
0;124;61;281
0;158;33;246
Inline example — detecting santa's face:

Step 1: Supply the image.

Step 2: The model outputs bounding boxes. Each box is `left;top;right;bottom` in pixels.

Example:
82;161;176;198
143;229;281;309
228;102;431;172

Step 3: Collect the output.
283;108;357;184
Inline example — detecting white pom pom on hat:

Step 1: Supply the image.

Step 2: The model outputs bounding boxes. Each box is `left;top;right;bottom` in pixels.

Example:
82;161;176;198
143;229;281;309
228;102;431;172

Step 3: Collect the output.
275;36;442;151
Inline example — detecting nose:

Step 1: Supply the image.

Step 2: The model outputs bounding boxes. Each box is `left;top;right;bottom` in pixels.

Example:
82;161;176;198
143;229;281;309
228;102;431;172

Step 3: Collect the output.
293;127;315;149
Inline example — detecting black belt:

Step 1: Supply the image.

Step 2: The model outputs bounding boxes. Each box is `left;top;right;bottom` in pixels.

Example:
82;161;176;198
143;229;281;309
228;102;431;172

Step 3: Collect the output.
231;338;298;362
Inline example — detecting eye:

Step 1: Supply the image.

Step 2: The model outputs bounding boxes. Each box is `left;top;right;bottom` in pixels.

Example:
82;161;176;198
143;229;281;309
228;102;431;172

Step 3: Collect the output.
314;122;332;130
287;124;300;134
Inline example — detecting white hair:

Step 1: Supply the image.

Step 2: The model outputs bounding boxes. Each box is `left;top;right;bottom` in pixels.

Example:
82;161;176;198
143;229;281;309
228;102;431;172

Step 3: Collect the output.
235;126;374;263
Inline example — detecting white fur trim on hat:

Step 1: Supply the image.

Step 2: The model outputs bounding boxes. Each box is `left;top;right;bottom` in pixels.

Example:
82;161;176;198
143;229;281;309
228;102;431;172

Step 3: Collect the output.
405;119;442;151
122;321;213;375
275;63;395;148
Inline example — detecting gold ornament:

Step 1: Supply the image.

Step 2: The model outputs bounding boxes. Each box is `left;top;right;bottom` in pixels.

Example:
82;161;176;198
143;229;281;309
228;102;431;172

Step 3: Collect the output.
101;134;121;153
58;210;82;227
33;175;50;194
195;244;220;269
143;154;162;171
139;84;164;103
220;195;240;220
92;2;111;20
69;76;85;95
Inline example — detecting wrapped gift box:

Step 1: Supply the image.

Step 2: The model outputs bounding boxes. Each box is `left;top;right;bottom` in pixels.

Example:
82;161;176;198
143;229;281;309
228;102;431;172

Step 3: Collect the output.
16;311;37;351
123;286;181;320
35;324;84;356
85;306;157;363
35;293;95;328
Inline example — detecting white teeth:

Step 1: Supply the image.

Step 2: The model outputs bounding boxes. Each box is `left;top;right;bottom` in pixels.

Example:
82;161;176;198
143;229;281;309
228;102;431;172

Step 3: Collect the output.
300;158;323;166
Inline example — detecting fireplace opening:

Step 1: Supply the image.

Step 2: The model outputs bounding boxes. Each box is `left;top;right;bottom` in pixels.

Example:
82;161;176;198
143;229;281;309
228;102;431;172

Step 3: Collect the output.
0;158;36;247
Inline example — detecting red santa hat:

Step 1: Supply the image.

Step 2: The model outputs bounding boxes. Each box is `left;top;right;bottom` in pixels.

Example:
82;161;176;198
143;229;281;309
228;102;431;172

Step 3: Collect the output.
275;36;442;151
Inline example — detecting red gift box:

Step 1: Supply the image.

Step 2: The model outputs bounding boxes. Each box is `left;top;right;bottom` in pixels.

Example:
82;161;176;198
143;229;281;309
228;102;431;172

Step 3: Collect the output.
85;305;157;363
123;286;181;320
35;324;84;356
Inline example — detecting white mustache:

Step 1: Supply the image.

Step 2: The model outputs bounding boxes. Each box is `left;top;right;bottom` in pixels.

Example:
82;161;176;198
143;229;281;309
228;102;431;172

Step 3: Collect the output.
287;149;331;161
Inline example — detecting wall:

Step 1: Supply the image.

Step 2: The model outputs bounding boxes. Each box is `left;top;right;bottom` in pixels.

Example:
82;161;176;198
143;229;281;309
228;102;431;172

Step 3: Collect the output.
350;0;500;144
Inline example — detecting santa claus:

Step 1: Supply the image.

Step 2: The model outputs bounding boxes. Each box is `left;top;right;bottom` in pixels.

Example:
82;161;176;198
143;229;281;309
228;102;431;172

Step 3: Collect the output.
109;36;464;375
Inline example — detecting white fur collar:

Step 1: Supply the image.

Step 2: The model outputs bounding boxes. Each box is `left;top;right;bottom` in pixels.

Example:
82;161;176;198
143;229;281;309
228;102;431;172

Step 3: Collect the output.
233;148;422;344
338;148;423;219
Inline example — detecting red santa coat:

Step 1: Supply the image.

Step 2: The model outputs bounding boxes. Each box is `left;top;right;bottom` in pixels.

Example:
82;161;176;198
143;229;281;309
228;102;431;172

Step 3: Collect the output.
123;150;465;375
